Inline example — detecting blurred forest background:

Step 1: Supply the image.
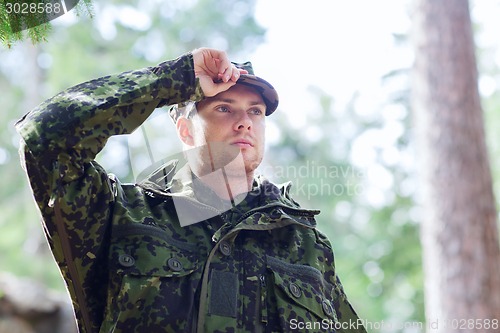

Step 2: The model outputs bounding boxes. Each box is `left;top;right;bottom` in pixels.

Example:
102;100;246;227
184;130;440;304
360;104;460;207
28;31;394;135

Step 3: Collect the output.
1;0;500;332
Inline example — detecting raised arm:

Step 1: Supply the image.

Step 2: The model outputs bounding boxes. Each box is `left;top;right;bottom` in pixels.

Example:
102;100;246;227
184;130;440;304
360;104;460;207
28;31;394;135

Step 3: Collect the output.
16;51;201;333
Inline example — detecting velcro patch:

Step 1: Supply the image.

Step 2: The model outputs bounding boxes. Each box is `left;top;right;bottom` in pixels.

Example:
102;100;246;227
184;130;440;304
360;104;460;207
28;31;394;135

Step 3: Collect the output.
209;270;238;318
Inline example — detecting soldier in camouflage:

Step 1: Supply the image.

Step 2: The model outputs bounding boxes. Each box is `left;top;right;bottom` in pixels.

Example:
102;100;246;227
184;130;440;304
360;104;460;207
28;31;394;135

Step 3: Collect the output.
16;48;367;333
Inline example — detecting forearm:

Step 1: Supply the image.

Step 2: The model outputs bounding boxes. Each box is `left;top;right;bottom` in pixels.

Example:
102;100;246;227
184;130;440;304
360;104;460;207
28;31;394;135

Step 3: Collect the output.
16;52;203;162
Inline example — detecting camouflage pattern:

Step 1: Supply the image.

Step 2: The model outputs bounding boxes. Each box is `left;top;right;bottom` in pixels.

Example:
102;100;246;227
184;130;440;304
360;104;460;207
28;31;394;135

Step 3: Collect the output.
230;61;280;115
16;52;367;333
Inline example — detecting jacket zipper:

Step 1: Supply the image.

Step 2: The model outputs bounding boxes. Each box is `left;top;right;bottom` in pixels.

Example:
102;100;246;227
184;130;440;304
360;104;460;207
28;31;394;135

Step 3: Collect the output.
235;204;319;226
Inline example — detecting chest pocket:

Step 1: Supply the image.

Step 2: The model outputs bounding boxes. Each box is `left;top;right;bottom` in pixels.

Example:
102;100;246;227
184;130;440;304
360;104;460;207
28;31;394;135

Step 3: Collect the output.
266;256;338;332
104;223;201;333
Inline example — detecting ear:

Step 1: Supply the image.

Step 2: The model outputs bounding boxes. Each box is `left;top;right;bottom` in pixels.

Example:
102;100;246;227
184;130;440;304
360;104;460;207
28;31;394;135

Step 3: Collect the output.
176;117;195;146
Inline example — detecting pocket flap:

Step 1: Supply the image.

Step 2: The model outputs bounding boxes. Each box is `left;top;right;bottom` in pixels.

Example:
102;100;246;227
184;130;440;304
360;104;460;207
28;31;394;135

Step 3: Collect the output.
266;255;337;321
110;223;200;277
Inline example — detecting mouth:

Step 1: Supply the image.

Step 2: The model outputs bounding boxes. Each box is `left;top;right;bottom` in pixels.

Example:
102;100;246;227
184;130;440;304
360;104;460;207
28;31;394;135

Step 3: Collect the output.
231;139;254;148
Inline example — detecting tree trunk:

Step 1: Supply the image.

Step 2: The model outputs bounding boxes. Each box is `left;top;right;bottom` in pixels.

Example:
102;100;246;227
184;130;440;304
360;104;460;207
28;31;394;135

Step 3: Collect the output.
412;0;500;331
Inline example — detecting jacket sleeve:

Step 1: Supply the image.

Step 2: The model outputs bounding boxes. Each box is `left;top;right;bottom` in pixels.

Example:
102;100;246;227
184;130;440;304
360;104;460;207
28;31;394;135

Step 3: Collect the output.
15;52;203;333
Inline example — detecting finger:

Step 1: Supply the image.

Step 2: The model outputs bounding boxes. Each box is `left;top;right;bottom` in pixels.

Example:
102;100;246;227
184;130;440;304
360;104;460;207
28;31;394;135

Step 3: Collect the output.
231;70;239;82
221;64;241;83
199;75;236;97
217;56;233;82
212;58;222;74
231;66;250;82
231;66;242;82
203;56;219;77
193;48;225;78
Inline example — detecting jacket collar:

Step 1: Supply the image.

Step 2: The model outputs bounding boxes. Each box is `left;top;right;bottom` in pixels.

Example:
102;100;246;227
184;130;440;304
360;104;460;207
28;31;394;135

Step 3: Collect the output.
136;159;320;221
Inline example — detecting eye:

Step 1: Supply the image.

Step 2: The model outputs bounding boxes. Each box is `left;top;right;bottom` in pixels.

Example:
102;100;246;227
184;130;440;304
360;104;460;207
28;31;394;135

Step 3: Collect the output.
249;108;264;116
215;105;230;113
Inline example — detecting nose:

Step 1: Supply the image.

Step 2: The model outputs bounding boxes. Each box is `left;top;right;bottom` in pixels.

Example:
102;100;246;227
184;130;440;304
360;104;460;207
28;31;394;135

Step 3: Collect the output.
234;112;252;131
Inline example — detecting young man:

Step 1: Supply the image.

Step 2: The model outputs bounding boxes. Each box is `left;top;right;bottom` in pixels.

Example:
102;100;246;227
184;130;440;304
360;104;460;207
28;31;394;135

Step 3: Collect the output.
16;48;367;333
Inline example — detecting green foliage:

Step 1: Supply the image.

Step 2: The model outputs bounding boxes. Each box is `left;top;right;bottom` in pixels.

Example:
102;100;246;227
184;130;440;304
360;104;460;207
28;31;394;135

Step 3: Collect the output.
0;0;93;48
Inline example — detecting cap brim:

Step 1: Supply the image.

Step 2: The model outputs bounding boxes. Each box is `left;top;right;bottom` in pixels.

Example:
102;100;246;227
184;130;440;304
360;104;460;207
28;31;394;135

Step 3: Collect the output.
237;74;279;115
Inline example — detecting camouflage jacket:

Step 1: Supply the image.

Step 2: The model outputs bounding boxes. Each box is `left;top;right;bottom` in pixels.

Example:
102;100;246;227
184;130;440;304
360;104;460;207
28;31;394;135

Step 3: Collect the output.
16;53;367;333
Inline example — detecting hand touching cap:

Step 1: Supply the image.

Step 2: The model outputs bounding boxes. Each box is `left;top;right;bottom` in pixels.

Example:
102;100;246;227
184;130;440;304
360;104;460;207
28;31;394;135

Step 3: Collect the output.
192;48;248;97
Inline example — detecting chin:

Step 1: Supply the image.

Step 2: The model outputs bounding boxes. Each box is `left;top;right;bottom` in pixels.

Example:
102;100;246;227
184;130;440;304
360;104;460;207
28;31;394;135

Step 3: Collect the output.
243;157;262;174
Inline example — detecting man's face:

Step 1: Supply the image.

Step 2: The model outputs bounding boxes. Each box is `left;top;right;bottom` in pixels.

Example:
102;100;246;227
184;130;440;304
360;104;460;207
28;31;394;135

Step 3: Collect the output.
183;84;266;175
